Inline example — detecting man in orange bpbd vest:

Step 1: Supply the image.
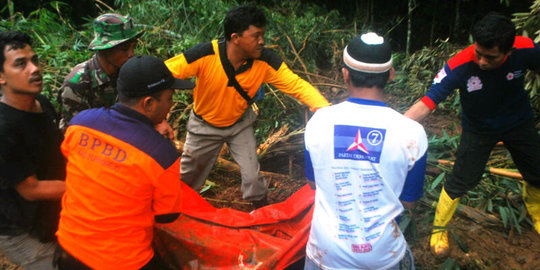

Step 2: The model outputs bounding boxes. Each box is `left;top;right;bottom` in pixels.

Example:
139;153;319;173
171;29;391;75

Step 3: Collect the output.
55;56;195;269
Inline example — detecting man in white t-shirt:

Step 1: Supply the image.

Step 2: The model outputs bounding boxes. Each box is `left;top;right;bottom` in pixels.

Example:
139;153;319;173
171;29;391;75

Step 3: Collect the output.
303;32;428;270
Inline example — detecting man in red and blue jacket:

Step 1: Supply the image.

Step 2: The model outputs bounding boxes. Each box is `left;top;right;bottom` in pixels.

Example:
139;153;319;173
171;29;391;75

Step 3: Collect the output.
405;12;540;256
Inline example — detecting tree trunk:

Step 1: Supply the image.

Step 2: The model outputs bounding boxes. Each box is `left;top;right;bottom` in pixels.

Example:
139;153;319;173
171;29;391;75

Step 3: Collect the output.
452;0;461;40
8;0;14;23
429;0;438;47
370;0;374;28
406;0;414;57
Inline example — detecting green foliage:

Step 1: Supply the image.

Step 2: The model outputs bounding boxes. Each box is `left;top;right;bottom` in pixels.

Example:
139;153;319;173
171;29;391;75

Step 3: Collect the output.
0;1;93;103
438;258;461;270
513;0;540;111
265;2;353;73
388;39;463;114
253;85;305;143
255;2;353;143
113;0;235;58
426;128;460;160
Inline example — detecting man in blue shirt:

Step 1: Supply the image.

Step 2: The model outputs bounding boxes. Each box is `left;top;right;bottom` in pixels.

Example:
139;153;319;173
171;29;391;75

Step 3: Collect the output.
405;12;540;256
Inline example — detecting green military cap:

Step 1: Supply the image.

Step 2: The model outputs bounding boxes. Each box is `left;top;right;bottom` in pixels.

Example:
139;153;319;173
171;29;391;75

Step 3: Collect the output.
89;13;144;51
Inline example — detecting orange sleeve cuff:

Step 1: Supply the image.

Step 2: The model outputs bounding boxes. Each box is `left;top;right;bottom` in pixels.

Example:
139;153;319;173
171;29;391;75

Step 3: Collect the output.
421;96;437;110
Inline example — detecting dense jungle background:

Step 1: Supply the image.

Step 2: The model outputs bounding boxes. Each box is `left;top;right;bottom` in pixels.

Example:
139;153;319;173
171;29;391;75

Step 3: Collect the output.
1;0;540;269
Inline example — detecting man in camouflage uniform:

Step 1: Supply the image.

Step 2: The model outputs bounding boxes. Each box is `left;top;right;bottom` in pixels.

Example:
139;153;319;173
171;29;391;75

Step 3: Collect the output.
58;13;144;131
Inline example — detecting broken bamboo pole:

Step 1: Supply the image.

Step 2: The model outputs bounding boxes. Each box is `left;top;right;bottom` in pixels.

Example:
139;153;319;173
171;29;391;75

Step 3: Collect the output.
437;159;522;179
174;140;290;180
419;197;502;228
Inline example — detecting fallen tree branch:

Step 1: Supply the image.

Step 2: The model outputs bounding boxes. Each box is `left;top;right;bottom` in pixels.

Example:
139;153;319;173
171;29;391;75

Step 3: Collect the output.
217;158;290;179
419;197;502;228
174;140;291;181
203;198;251;205
264;84;287;109
437;159;523;179
257;124;289;156
172;103;193;138
284;33;312;83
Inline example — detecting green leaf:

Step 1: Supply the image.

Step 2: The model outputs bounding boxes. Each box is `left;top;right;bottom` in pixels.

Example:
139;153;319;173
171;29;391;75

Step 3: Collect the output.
499;206;509;228
430;172;446;191
451;231;469;253
199;180;217;194
438;258;460;270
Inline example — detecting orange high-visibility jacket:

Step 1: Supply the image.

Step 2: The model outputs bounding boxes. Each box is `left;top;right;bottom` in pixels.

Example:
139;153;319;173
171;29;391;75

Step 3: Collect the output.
57;104;182;270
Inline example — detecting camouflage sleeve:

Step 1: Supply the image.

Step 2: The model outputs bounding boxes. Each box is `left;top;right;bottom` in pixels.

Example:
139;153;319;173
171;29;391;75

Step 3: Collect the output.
58;64;92;132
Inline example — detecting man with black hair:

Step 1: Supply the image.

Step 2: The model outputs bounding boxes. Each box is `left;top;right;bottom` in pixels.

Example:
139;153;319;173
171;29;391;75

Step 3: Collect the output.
166;5;330;207
0;31;66;270
304;32;427;270
405;12;540;256
55;56;194;269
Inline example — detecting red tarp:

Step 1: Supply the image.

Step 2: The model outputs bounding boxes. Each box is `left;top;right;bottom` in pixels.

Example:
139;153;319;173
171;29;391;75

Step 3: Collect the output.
154;182;315;270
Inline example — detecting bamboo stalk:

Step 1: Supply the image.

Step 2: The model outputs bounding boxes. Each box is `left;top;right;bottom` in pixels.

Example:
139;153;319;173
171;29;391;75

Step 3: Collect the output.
419;197;502;227
437;159;522;179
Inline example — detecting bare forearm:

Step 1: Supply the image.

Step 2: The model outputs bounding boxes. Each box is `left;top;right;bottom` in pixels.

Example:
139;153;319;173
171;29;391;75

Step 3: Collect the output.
34;180;66;200
16;175;65;201
404;101;432;122
401;200;416;210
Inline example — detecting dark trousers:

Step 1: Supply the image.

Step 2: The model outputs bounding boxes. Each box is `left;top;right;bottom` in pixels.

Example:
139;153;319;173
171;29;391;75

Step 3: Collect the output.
54;244;172;270
444;120;540;199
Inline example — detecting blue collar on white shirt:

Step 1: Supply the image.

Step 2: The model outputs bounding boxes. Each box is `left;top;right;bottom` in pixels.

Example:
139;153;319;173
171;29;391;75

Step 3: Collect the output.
347;97;387;107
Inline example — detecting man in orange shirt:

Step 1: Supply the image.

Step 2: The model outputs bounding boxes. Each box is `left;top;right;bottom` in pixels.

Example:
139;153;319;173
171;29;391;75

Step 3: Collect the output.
55;56;194;269
166;5;330;207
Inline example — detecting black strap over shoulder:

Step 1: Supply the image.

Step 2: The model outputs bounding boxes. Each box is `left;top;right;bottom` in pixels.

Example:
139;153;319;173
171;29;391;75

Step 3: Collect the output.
218;38;254;104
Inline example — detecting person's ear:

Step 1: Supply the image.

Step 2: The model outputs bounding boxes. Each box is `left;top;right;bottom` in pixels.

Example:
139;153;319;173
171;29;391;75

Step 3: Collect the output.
142;96;155;112
388;67;395;82
342;67;350;85
230;33;240;44
0;65;6;85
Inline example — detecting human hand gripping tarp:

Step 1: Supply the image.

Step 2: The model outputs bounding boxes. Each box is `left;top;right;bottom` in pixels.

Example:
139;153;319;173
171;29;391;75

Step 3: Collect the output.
153;181;315;270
